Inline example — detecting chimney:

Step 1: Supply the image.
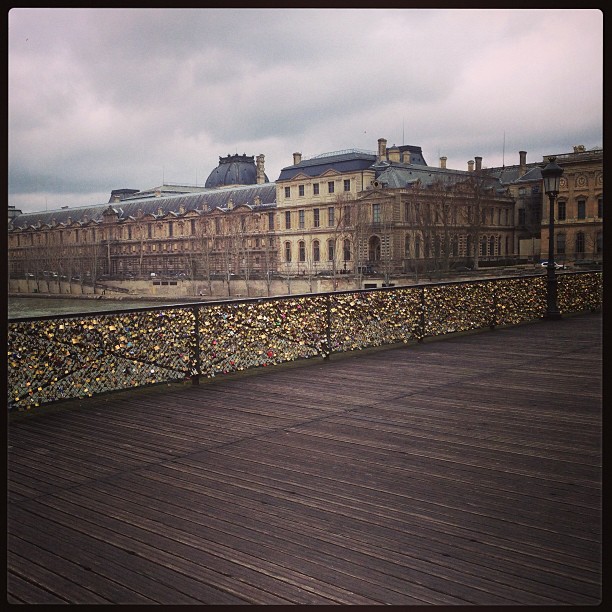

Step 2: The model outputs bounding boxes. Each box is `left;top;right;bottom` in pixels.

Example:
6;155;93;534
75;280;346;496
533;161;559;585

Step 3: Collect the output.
292;152;302;165
475;156;482;171
388;146;400;162
402;151;411;163
439;156;447;169
377;138;387;162
256;154;266;184
519;150;527;176
468;160;475;172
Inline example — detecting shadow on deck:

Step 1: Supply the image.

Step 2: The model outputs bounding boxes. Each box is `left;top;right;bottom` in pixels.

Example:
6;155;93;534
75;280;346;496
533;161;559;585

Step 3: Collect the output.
7;313;602;604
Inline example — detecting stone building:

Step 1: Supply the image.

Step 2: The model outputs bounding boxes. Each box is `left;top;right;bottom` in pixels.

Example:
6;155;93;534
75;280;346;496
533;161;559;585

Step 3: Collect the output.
539;146;603;264
486;146;603;264
8;154;277;286
275;138;516;279
8;138;602;298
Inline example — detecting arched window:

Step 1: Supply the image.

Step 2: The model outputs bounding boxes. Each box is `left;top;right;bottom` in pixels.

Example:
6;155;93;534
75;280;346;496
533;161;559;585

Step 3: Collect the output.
404;235;410;257
327;240;334;261
368;236;381;261
343;239;351;261
298;241;306;262
313;240;320;262
284;241;292;262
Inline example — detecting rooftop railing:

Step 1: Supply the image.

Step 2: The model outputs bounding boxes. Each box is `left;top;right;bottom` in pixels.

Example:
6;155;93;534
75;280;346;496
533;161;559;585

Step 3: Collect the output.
8;271;602;411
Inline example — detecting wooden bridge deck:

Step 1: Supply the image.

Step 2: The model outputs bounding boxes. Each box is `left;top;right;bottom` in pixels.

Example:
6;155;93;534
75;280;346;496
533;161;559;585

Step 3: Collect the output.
7;313;602;605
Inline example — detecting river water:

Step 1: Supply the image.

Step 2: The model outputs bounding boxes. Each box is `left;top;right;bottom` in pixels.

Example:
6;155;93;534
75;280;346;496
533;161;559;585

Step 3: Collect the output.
7;296;198;319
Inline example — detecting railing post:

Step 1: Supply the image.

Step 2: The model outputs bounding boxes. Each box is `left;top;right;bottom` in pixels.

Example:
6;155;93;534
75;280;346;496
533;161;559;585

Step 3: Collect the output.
191;305;201;385
419;287;426;343
490;287;497;330
324;294;332;359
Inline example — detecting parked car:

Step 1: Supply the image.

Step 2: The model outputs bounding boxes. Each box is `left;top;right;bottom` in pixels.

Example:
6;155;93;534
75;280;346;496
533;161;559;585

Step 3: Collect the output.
540;261;566;270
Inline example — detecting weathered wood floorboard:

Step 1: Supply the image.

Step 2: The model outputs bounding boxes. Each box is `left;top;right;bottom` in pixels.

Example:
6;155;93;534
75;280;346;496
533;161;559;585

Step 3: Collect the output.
7;313;602;604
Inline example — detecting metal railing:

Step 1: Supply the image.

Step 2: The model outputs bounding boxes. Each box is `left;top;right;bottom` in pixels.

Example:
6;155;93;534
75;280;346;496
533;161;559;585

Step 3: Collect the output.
8;271;602;411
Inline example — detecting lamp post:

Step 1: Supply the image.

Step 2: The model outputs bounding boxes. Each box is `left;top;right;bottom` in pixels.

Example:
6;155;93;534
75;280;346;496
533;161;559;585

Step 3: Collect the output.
540;156;564;320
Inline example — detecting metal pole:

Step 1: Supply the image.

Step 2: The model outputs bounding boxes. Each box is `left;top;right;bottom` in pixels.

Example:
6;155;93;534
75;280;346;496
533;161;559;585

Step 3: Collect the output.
545;192;561;320
191;305;201;384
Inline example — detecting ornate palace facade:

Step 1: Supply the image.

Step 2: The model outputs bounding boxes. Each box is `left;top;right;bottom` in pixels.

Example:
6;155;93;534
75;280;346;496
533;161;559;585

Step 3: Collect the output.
8;139;603;294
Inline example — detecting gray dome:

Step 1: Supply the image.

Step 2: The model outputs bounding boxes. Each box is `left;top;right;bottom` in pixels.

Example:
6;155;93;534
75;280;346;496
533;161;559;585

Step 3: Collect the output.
205;153;269;188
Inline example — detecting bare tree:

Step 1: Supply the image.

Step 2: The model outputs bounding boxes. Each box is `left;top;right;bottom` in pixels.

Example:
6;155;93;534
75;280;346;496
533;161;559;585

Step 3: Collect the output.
193;213;216;296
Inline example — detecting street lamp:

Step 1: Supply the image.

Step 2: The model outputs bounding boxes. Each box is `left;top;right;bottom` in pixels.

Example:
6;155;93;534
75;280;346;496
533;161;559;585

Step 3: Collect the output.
540;156;564;320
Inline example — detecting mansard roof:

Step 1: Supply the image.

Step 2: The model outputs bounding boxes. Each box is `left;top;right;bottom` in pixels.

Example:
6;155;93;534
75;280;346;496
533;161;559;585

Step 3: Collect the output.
278;144;428;182
370;163;510;197
487;164;543;185
278;150;377;181
9;183;277;230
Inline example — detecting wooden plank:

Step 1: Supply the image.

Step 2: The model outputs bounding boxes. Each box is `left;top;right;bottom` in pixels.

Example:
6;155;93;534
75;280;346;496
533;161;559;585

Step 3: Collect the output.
11;509;243;604
85;471;597;604
7;313;602;605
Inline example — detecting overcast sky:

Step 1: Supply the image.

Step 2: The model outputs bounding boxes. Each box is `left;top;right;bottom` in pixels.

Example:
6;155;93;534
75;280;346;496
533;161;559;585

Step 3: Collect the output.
8;7;603;214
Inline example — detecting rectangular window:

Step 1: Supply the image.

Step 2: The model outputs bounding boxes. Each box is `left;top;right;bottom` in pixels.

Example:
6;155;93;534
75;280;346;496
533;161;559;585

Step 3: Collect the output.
373;203;381;224
285;211;291;229
343;179;350;192
215;218;221;233
577;199;586;219
268;212;275;230
191;219;196;235
518;209;526;225
284;186;291;198
313;208;320;228
557;233;566;254
313;183;320;195
298;209;305;229
328;181;335;194
558;201;566;221
598;198;603;218
148;224;153;239
299;185;305;197
328;207;335;226
168;222;173;237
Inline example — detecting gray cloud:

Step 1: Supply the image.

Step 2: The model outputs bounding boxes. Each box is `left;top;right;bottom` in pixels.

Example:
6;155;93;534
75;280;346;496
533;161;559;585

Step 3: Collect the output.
9;8;603;213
